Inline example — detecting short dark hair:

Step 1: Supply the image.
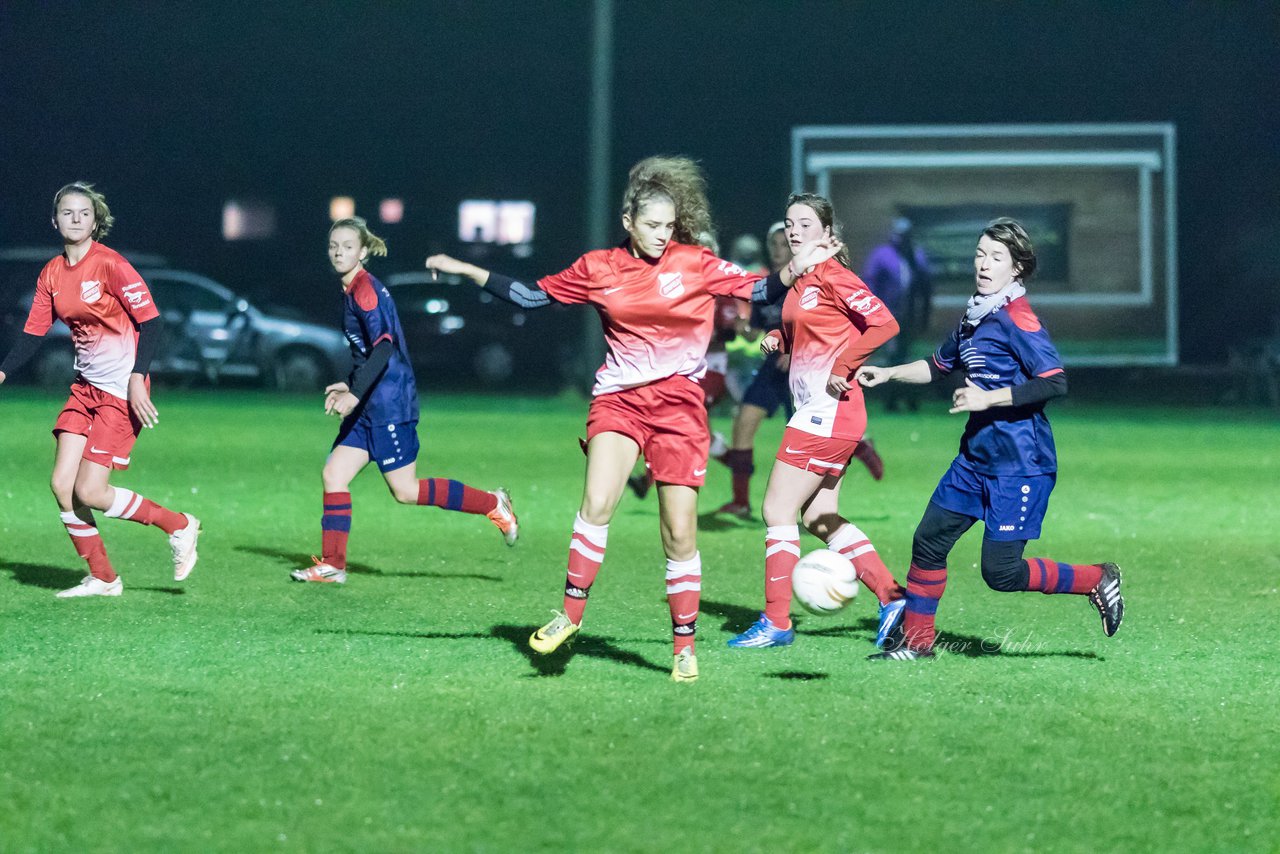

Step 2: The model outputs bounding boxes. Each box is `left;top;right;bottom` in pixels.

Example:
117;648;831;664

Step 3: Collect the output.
981;218;1036;280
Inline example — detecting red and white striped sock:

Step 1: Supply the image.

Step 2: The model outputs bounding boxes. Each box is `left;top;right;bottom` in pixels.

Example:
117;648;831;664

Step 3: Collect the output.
826;522;902;605
764;524;800;629
61;509;116;582
563;513;608;625
666;552;702;655
105;488;187;535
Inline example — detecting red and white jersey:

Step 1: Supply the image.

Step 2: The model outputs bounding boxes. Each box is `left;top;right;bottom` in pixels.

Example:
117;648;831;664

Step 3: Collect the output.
25;242;159;399
538;242;760;395
779;259;896;439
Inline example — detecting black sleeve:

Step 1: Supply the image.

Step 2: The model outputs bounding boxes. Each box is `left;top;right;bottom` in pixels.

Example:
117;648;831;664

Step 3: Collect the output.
1011;371;1068;407
348;339;394;401
0;332;44;378
927;358;947;382
131;316;163;376
750;270;787;305
483;273;554;309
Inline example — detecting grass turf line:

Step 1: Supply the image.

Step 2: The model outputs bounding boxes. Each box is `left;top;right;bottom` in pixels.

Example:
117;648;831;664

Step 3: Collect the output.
0;389;1276;851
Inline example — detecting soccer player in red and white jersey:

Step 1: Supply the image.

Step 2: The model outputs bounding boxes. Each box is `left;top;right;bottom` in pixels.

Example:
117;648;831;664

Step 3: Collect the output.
728;193;907;650
427;157;841;682
0;182;200;598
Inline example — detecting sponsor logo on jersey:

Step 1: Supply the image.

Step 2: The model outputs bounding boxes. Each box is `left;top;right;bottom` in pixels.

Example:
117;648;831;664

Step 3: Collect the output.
810;415;822;425
603;286;624;295
799;285;821;310
80;280;102;303
657;272;685;298
716;260;746;277
382;457;396;465
846;292;877;314
692;467;707;477
999;524;1015;531
120;282;151;310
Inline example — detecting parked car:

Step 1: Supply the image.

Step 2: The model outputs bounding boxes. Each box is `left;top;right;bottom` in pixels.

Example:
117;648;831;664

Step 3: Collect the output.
383;271;571;389
1;249;349;390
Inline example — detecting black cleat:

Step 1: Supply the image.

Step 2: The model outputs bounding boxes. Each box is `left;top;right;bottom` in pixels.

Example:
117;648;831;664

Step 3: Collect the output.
627;473;652;500
1088;562;1124;637
867;646;935;661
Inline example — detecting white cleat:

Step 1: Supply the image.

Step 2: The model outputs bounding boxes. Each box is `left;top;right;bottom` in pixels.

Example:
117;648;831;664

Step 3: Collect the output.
170;513;201;581
57;575;123;598
487;488;519;547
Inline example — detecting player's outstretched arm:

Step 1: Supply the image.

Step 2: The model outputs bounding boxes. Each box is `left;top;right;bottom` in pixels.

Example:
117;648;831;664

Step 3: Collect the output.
425;254;490;287
857;359;934;387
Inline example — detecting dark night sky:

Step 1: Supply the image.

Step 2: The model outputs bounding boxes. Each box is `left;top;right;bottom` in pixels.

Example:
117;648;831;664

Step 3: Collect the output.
2;1;1277;361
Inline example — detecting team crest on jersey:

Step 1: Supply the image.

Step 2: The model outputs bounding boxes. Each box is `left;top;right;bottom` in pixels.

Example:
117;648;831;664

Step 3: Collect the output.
846;292;877;314
80;280;102;303
799;285;821;310
658;272;685;298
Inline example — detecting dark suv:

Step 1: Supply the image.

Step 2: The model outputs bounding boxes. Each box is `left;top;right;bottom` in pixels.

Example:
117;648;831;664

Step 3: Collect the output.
1;248;349;390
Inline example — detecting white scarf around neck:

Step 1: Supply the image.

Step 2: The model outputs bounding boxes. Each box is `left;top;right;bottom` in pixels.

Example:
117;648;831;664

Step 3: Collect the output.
961;280;1026;335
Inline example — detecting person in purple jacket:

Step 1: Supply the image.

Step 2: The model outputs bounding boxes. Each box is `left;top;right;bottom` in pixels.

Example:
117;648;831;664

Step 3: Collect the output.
863;217;932;411
857;218;1123;660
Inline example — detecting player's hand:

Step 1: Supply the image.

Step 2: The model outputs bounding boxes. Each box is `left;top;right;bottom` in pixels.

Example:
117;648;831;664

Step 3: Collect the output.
425;254;470;281
327;391;359;417
760;334;781;355
827;373;852;397
949;378;993;413
0;369;7;385
128;373;159;428
856;365;890;387
790;237;844;275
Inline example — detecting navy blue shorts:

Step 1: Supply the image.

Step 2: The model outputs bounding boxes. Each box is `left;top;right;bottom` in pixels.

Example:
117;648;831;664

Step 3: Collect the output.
741;354;793;418
334;415;419;473
929;458;1055;541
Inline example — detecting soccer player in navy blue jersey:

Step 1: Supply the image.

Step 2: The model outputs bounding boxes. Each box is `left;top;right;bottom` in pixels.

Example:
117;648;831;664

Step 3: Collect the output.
290;218;517;584
857;218;1123;659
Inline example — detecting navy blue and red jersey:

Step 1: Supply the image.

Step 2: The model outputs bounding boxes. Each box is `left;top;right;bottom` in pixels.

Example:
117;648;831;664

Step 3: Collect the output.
932;297;1064;476
343;269;417;425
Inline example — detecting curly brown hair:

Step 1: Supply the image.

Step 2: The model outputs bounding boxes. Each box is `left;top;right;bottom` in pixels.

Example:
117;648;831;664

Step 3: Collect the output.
52;182;114;240
621;156;712;246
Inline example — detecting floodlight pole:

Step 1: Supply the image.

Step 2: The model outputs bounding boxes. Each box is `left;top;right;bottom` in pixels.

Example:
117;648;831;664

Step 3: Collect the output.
580;0;613;390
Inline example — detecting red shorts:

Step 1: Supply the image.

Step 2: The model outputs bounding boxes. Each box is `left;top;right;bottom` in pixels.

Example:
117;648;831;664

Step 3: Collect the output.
587;375;710;487
775;426;860;478
53;380;142;470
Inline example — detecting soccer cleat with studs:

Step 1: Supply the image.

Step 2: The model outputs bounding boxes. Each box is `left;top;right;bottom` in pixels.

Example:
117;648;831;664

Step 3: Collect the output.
671;647;699;683
867;646;935;661
56;575;123;598
727;613;795;649
875;598;907;648
627;472;653;500
169;513;201;581
714;501;753;520
529;610;580;654
487;488;519;547
290;558;347;584
1088;562;1124;637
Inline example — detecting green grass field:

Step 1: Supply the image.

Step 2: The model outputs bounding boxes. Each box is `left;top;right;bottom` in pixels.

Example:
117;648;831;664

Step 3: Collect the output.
0;389;1276;852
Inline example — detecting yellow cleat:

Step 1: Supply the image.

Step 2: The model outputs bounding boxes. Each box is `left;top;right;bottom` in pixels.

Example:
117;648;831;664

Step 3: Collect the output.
671;648;699;683
529;610;579;654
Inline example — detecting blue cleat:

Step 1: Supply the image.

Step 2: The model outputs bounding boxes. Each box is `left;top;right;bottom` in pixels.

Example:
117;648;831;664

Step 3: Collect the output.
727;613;795;649
875;598;907;648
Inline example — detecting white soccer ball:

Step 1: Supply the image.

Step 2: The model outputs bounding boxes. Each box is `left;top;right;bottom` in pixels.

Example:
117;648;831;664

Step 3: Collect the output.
792;549;859;615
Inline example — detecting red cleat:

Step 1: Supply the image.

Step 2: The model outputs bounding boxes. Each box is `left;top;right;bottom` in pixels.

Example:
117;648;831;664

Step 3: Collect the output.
852;438;884;481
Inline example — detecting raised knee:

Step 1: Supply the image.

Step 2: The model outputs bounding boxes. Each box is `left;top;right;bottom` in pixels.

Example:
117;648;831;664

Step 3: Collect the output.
981;560;1025;592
